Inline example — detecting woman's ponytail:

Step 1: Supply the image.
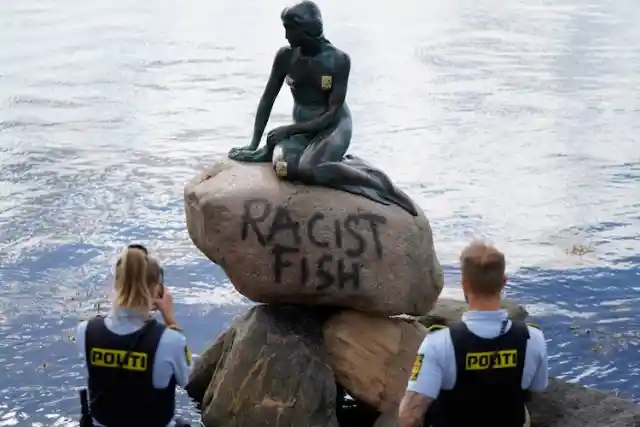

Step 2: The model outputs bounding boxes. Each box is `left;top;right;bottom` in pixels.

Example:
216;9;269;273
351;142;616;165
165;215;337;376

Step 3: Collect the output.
114;247;152;313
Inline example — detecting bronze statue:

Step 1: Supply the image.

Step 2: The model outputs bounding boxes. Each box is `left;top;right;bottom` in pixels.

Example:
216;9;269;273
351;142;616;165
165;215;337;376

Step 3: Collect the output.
228;1;418;217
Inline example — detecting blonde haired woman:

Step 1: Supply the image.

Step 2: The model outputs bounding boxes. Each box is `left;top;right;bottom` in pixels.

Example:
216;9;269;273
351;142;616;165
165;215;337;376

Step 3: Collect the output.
76;244;192;427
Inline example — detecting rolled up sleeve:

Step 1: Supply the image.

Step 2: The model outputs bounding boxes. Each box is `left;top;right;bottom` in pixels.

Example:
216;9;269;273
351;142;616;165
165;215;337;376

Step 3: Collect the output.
526;327;549;392
407;333;445;399
170;333;194;389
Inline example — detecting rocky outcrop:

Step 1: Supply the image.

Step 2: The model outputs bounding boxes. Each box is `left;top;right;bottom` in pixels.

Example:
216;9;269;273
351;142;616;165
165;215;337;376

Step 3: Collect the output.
416;297;528;327
528;377;640;427
184;160;443;316
185;305;339;427
187;299;640;427
184;161;639;426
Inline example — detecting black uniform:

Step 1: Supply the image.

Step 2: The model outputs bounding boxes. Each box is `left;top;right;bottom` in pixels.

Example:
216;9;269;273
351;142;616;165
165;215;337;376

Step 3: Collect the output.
84;316;176;427
425;320;531;427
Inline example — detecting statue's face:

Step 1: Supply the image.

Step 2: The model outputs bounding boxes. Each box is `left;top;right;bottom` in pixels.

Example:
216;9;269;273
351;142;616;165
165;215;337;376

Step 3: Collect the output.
284;23;305;47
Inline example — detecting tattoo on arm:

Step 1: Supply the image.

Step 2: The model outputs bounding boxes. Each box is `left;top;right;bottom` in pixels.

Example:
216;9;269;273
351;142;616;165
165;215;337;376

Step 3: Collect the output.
398;391;433;427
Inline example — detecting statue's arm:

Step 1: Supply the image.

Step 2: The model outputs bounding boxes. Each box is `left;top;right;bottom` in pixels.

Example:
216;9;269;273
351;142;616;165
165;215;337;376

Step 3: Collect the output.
288;53;350;135
249;47;290;149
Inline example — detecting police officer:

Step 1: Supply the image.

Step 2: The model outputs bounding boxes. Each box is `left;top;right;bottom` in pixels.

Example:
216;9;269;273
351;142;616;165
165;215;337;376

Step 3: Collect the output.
398;242;548;427
75;245;193;427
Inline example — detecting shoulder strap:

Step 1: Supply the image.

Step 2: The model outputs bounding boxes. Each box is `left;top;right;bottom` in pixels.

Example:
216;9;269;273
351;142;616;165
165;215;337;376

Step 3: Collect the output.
88;319;159;407
425;323;448;334
509;320;531;339
448;320;468;336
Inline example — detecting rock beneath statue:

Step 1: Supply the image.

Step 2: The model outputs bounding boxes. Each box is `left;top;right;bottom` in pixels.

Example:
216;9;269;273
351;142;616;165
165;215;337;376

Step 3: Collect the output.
184;328;233;405
322;298;528;412
184;160;444;316
185;304;339;427
528;377;640;427
415;296;528;327
323;309;427;412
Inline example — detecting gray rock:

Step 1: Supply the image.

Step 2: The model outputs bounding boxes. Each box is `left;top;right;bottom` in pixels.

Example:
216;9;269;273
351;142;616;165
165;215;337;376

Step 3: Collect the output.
416;297;528;328
186;304;339;427
528;377;640;427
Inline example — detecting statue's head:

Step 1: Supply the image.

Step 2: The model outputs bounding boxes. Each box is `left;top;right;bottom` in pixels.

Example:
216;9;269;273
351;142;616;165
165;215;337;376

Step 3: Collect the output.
281;1;324;48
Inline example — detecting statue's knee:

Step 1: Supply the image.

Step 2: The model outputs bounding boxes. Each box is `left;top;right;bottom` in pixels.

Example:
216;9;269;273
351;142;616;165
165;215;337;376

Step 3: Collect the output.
272;160;288;180
272;144;284;162
296;161;314;183
273;157;301;181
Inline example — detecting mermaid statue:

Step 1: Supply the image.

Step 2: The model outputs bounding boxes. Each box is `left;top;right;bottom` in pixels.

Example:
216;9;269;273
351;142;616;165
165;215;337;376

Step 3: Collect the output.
228;1;418;217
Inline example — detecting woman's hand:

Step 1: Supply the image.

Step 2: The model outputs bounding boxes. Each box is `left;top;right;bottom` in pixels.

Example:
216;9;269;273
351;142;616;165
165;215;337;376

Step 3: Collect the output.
153;286;176;325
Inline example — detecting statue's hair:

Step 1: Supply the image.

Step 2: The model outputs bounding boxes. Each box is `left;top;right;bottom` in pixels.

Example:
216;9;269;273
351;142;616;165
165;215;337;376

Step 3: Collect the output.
281;1;324;39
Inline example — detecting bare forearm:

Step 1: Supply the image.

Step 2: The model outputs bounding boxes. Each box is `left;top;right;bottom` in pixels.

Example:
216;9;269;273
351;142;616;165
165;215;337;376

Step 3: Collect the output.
399;417;422;427
398;392;433;427
250;97;276;148
398;406;425;427
161;312;178;327
289;110;337;135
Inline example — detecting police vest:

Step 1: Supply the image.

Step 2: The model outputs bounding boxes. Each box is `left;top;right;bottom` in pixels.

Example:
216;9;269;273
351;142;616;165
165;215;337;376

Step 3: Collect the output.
85;316;176;427
425;320;533;427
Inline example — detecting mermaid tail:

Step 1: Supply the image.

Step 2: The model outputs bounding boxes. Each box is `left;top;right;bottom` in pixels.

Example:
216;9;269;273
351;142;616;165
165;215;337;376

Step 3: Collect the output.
327;155;419;217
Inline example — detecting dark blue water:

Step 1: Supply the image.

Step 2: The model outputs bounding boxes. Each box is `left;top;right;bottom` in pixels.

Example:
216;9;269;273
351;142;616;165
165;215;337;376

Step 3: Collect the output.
1;0;640;424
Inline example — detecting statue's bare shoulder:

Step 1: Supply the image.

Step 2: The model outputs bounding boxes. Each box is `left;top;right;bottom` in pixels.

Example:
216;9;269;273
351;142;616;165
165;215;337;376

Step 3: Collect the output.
323;44;351;74
272;46;294;73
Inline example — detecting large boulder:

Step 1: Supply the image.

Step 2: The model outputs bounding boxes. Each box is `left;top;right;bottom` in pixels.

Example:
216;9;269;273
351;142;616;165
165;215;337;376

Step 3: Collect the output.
322;298;528;412
323;310;427;412
185;328;233;404
184;160;444;316
185;305;339;427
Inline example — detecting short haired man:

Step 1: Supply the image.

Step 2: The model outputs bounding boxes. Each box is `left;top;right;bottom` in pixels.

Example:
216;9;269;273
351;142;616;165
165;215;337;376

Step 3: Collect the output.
398;242;548;427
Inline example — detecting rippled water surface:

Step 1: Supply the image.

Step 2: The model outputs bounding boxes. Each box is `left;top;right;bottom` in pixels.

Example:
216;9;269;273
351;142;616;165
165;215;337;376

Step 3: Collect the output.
1;0;640;424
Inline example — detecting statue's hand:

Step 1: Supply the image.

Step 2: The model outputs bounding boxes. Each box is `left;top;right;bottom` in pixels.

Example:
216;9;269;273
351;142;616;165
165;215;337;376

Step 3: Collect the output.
228;145;272;163
228;146;252;158
266;126;293;145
